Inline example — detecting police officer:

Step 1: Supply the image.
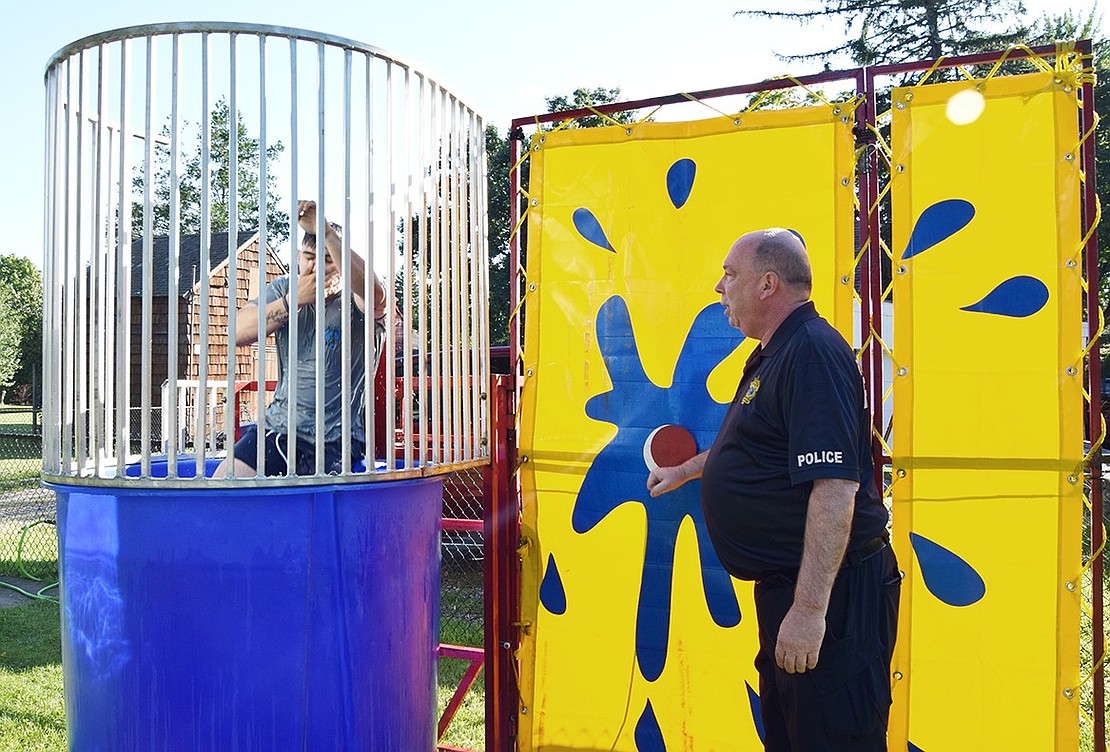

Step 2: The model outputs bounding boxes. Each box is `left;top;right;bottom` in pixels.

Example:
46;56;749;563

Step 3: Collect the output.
647;228;899;751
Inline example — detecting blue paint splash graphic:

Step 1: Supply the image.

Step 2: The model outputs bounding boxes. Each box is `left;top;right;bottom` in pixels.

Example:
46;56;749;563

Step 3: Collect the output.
910;532;986;607
901;199;975;260
745;681;765;743
539;553;567;615
634;699;666;751
666;159;696;209
572;207;615;252
573;295;745;681
960;275;1049;318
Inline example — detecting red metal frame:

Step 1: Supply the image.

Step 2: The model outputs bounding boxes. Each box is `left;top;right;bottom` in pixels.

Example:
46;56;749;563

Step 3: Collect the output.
231;379;277;441
484;374;518;752
1079;42;1106;750
507;41;1103;749
437;643;485;746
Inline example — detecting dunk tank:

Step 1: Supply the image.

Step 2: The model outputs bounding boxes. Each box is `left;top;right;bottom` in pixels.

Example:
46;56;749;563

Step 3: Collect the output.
41;23;489;750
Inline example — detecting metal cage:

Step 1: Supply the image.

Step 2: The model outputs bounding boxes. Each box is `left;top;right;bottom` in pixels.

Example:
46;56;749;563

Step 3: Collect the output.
42;22;490;487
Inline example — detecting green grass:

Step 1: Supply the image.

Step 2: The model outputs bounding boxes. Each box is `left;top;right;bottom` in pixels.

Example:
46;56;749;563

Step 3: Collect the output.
0;591;489;752
0;406;40;434
0;522;57;582
0;601;65;752
0;435;42;484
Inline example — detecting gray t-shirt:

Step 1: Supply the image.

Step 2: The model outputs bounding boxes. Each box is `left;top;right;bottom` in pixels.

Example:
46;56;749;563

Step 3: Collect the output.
255;275;380;445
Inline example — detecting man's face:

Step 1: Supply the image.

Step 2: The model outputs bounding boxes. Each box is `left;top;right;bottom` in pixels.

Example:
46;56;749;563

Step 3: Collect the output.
297;244;335;276
714;238;763;336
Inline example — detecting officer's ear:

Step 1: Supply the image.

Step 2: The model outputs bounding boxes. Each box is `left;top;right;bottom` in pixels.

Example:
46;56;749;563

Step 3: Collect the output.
759;270;779;299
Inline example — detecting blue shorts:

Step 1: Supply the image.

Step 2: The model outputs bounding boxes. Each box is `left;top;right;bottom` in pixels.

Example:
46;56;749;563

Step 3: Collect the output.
232;425;364;476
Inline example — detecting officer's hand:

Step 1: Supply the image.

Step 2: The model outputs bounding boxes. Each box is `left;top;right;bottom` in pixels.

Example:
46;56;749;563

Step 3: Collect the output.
647;466;687;497
775;603;825;674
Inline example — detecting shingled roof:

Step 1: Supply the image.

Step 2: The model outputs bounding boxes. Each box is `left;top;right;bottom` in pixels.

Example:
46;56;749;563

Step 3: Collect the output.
129;230;264;296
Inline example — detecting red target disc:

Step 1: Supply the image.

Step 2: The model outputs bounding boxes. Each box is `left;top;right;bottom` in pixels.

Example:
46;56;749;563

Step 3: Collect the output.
643;424;697;472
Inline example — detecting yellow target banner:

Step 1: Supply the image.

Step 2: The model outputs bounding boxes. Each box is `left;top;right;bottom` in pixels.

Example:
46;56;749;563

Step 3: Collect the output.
889;72;1084;751
518;107;856;750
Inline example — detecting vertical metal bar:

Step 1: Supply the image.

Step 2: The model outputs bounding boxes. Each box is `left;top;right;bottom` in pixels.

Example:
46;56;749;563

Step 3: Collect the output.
439;88;451;465
860;68;884;490
286;37;299;475
385;61;397;469
466;109;479;460
116;38;132;477
103;120;117;469
341;47;353;473
863;68;885;491
256;34;268;476
416;74;428;468
314;40;326;476
140;37;155;476
75;51;89;474
42;65;58;475
508;126;522;407
484;375;518;751
401;65;414;469
430;85;444;466
1079;45;1106;751
225;31;239;475
450;96;463;463
363;52;375;469
61;57;75;475
459;106;474;460
196;32;212;470
167;33;181;477
477;115;491;459
90;46;105;475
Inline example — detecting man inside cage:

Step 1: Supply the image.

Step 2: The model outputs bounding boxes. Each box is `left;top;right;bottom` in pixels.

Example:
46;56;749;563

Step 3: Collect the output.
215;200;388;478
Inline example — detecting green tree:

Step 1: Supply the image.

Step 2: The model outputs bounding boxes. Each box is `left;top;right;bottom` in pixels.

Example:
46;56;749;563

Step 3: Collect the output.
132;97;289;242
0;256;43;402
0;287;21;396
543;86;641;129
486;87;641;346
739;0;1030;67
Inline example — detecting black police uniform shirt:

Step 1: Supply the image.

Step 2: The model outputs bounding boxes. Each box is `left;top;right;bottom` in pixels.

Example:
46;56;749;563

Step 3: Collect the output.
700;301;888;581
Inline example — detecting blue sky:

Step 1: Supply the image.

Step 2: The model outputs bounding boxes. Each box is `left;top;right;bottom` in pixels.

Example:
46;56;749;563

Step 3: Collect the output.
2;0;1098;267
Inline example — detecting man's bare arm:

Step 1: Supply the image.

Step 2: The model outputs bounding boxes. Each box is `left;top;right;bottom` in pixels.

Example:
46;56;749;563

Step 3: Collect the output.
297;200;386;317
646;449;709;497
775;477;857;674
235;298;290;348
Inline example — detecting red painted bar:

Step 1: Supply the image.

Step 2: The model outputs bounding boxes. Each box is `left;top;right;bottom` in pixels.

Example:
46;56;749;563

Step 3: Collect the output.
484;374;518;752
1078;39;1106;752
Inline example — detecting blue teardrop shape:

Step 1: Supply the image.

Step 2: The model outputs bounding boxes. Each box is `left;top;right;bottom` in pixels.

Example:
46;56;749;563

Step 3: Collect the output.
901;199;975;260
745;681;766;743
910;532;985;607
959;275;1049;318
539;553;567;615
572;208;615;252
787;228;806;248
666;159;696;209
909;743;926;752
634;699;666;752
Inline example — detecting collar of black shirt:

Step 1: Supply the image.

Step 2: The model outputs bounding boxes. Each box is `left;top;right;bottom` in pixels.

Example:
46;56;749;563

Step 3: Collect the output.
758;300;819;359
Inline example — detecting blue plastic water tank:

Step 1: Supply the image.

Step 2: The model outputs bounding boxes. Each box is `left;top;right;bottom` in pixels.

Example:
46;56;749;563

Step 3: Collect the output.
52;463;443;751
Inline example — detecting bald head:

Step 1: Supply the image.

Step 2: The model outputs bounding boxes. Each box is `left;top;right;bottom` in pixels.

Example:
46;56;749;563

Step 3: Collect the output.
742;228;812;296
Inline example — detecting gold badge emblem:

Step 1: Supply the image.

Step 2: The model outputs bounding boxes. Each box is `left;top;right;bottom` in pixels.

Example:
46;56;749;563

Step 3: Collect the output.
741;376;761;405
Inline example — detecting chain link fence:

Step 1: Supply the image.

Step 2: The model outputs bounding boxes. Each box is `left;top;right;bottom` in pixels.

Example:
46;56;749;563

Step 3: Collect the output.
441;466;486;648
0;407;56;583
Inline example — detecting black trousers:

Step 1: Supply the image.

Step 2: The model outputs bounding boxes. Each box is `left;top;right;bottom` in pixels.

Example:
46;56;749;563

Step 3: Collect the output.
753;544;900;752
